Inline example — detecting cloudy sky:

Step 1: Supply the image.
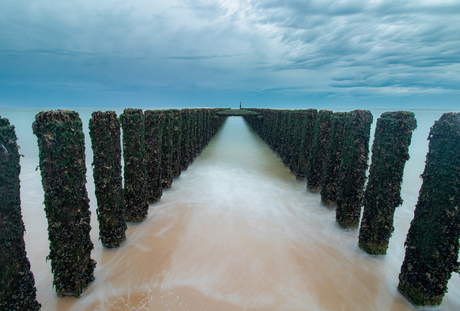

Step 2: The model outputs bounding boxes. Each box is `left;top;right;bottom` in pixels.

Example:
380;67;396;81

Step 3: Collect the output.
1;0;459;109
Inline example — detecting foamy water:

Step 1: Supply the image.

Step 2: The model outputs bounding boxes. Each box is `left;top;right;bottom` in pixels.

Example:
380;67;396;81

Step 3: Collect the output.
2;107;459;310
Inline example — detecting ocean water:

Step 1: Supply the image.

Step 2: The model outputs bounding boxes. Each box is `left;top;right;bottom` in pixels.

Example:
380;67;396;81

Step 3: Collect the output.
1;107;459;310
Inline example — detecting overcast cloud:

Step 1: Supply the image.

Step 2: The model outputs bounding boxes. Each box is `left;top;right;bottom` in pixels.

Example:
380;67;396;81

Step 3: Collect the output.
0;0;459;108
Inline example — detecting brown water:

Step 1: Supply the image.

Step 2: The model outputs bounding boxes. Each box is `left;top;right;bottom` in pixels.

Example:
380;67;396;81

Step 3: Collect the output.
7;109;459;310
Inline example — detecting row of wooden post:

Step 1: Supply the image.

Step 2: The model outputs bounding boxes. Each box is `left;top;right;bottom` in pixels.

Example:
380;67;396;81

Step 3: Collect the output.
244;109;374;228
244;109;459;307
0;108;227;306
1;108;458;307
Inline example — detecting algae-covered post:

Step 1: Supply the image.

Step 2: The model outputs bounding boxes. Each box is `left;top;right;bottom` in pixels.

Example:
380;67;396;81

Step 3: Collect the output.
1;118;41;310
188;109;197;162
321;112;348;206
273;110;284;155
280;110;292;164
32;110;96;297
144;110;164;203
297;109;317;180
336;110;373;229
289;110;303;174
161;110;173;188
359;111;416;255
307;110;333;192
398;112;460;307
281;110;294;165
265;110;275;148
89;111;127;248
171;109;182;179
180;109;191;172
120;108;148;222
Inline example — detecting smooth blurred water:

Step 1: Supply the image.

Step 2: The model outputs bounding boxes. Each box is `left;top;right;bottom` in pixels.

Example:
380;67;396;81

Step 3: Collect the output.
1;107;459;310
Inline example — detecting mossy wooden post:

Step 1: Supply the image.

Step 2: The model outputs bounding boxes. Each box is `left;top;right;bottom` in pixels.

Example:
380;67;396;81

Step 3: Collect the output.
358;111;416;255
281;111;294;165
189;109;197;162
199;109;205;152
144;110;163;203
297;109;318;180
194;110;202;154
279;111;290;163
89;111;127;248
268;110;277;150
289;110;303;174
307;110;333;192
180;109;191;172
204;109;211;145
33;110;96;297
200;109;206;151
120;108;148;222
274;110;283;154
398;113;460;307
261;109;270;142
321;112;348;206
171;109;182;179
336;110;373;229
161;110;173;188
1;118;41;310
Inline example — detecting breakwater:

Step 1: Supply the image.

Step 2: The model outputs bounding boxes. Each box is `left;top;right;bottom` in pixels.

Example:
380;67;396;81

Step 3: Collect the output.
244;108;459;307
1;107;459;309
24;108;226;300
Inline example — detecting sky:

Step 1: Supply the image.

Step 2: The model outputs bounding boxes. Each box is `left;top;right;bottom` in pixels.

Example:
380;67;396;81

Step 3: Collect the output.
0;0;459;109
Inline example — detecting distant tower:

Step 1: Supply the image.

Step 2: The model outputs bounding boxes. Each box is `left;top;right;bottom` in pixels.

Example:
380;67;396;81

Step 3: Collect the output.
240;102;242;109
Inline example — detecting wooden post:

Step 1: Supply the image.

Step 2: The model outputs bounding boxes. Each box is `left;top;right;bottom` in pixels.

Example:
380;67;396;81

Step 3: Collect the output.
336;110;373;229
33;110;96;296
359;111;416;254
297;109;317;180
171;109;182;179
307;110;333;192
398;112;460;306
120;108;148;222
89;111;127;248
180;109;191;172
161;110;173;188
1;117;41;309
321;112;348;206
144;110;164;203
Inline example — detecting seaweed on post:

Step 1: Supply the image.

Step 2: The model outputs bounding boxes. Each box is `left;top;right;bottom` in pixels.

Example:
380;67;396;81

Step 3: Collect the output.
289;110;303;174
180;109;191;172
197;109;205;153
1;117;41;310
359;111;416;255
32;110;96;297
297;109;318;180
171;109;182;179
188;109;198;162
144;110;164;203
307;110;333;192
161;110;173;188
321;112;348;206
398;112;460;307
281;111;293;165
336;110;373;229
89;111;127;248
120;108;148;222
